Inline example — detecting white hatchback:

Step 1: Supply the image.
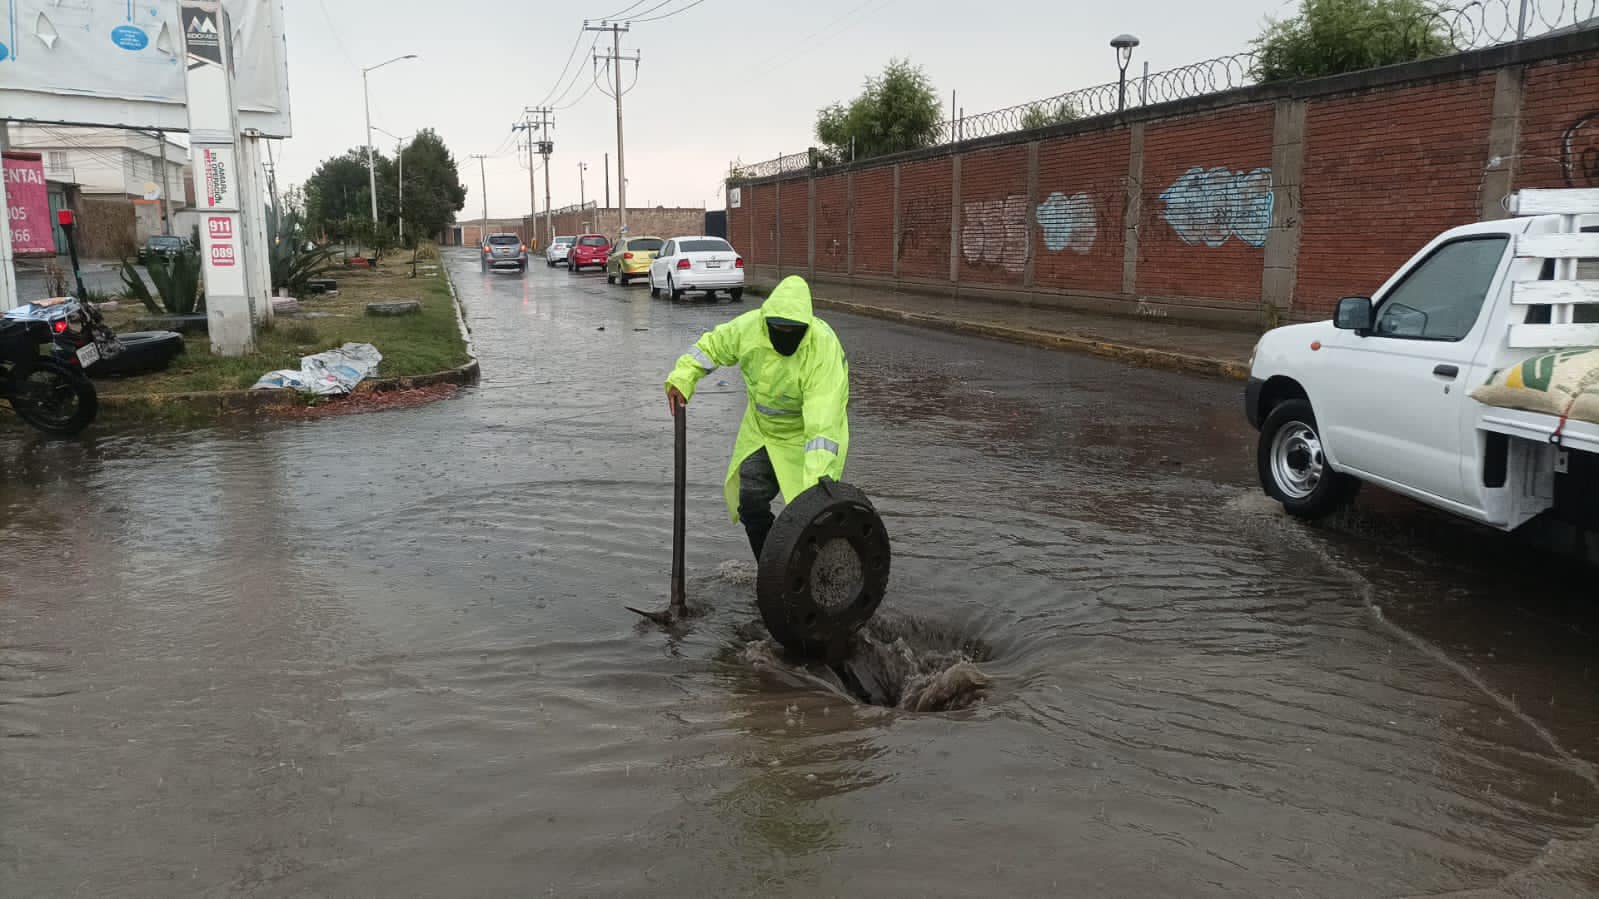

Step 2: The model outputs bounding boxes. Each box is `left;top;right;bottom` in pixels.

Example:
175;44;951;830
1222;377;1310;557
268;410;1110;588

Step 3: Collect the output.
649;236;744;301
544;236;575;267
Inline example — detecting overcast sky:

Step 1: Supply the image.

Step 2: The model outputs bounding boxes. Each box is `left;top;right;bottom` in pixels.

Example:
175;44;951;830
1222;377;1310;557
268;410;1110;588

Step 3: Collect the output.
277;0;1296;220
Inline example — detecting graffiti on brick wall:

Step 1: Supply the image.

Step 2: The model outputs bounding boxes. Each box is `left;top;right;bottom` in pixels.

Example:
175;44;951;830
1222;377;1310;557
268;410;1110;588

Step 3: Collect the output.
962;196;1029;272
1036;191;1098;254
1158;166;1273;247
1562;112;1599;187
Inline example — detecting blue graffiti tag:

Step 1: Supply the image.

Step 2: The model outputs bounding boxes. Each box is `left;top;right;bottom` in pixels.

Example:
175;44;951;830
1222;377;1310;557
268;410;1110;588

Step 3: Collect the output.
1158;166;1273;247
1035;191;1098;254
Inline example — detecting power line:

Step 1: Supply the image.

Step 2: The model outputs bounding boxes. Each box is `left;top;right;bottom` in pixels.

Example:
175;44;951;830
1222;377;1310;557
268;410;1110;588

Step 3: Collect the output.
630;0;710;23
316;0;356;68
547;34;601;107
555;74;600;110
618;0;678;19
600;0;652;18
536;27;588;108
765;0;892;70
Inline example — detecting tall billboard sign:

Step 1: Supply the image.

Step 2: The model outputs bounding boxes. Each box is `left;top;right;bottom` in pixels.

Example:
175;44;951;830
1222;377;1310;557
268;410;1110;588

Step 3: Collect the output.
183;0;253;355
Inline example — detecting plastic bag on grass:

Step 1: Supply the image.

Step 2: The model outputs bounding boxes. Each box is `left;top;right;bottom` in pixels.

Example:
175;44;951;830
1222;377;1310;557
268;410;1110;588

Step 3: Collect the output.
253;343;383;396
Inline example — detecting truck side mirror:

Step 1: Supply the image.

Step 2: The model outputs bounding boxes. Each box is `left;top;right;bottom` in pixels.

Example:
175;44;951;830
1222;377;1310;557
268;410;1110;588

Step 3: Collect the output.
1334;296;1373;331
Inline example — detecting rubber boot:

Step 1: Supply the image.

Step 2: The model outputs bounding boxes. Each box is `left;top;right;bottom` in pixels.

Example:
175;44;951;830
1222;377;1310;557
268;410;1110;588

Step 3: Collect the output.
744;519;773;561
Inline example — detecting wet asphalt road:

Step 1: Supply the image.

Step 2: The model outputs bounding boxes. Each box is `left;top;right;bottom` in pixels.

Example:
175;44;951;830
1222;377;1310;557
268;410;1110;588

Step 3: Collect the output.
3;249;1598;897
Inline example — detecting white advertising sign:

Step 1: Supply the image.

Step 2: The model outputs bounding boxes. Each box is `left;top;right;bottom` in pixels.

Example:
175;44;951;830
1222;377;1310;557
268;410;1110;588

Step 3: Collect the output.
201;213;245;295
0;0;291;137
729;187;742;209
195;144;239;211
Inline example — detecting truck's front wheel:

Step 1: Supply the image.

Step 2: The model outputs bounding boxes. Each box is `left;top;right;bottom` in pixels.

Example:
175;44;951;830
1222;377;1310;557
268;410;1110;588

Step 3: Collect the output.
1258;399;1358;519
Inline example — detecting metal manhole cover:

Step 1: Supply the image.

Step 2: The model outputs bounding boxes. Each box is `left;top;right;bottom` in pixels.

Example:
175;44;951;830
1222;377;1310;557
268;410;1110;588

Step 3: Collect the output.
756;479;890;660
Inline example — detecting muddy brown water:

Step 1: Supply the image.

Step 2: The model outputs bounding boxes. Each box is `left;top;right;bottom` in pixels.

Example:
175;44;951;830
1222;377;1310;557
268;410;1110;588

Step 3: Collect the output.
3;251;1598;896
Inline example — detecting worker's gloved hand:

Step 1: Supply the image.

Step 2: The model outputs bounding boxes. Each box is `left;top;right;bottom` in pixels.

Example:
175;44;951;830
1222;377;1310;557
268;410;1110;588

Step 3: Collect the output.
666;385;687;417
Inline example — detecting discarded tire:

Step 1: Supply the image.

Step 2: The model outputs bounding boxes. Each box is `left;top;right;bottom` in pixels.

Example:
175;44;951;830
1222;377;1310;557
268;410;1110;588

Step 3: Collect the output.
756;479;890;661
93;331;186;377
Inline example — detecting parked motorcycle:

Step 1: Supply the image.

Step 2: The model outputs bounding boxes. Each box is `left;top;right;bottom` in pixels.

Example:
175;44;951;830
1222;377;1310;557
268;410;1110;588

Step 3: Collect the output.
0;298;102;436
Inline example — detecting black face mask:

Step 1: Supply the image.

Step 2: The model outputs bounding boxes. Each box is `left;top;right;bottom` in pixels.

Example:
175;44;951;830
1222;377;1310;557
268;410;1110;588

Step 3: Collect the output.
767;320;808;356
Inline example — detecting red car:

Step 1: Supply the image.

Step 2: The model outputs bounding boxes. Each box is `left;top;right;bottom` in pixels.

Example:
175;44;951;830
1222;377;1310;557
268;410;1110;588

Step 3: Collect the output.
566;234;612;272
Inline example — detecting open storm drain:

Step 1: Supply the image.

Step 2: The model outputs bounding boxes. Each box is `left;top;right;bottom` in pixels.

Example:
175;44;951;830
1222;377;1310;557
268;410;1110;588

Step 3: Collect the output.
737;614;994;712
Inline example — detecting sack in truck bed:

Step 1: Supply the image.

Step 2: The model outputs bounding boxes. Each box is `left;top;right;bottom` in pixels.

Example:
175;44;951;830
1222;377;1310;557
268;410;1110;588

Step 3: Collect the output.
1472;347;1599;425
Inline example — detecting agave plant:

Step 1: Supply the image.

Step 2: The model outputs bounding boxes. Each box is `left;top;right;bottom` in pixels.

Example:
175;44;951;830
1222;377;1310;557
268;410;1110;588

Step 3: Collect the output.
121;253;205;316
267;204;338;296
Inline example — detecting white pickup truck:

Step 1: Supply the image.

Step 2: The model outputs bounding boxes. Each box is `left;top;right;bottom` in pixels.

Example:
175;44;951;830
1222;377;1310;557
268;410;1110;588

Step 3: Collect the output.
1246;189;1599;542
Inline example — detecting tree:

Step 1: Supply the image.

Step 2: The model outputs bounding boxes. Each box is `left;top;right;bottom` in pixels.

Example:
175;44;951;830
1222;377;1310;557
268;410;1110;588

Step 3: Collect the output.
395;128;467;242
816;59;943;163
1020;99;1082;131
303;147;393;243
1252;0;1455;83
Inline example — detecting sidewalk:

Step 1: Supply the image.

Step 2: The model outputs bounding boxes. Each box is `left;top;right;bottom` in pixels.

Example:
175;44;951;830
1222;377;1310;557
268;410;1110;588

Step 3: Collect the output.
14;256;127;300
763;280;1260;380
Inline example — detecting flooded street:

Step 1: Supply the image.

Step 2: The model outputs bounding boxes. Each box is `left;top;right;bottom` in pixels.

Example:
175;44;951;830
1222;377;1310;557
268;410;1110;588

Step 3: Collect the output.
4;249;1598;896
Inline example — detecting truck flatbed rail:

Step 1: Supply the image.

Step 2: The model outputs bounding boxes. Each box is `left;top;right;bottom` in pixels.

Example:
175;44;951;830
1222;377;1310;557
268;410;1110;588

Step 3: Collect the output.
1477;407;1599;455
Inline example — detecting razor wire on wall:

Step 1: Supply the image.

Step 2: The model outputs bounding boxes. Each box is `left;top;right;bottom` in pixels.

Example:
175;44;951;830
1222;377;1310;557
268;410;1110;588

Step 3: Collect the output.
734;0;1597;177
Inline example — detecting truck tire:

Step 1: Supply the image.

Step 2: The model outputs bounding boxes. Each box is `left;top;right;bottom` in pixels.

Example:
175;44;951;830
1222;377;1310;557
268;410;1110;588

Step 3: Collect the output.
1258;399;1358;519
756;479;891;662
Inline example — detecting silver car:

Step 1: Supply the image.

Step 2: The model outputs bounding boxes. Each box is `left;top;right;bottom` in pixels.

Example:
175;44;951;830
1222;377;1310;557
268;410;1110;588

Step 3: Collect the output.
480;233;528;273
545;236;575;267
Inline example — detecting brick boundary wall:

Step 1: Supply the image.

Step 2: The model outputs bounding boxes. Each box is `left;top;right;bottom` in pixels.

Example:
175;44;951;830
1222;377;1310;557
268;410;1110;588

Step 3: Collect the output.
726;30;1599;328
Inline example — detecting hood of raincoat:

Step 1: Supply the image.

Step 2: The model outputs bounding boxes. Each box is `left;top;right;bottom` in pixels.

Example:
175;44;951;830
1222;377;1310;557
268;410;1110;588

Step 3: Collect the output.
761;276;815;327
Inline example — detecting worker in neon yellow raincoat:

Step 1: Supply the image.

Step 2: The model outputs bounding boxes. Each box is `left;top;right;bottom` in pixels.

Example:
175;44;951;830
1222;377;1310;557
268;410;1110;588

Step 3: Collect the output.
665;275;850;559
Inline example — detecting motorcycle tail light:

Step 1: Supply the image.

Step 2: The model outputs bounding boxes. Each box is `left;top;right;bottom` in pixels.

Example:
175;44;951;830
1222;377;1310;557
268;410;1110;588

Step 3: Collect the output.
51;320;68;334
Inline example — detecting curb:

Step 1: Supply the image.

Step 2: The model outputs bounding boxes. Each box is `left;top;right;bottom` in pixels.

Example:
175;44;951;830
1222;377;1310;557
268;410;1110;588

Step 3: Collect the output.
96;253;482;415
811;298;1250;381
96;360;483;414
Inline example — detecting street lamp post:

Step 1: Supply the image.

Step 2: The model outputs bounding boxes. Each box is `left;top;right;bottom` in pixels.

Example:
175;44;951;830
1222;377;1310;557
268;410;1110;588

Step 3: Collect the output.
362;54;418;228
373;126;411;241
1111;34;1141;114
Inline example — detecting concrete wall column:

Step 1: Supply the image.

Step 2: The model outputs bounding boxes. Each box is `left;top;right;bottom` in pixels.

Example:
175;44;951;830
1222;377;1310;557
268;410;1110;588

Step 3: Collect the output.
1121;122;1145;297
807;174;816;280
891;163;901;279
1262;99;1308;319
1024;140;1040;290
1482;66;1525;221
949;153;962;284
846;170;855;277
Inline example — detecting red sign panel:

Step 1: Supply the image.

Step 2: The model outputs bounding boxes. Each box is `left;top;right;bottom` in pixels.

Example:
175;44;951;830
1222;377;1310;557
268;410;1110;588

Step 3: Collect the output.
207;216;233;239
210;244;237;267
4;152;56;257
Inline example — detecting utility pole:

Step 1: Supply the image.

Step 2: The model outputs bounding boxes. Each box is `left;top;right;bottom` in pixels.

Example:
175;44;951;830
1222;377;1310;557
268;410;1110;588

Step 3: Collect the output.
264;138;281;211
604;152;610;209
586;20;637;236
524;131;536;244
514;107;554;246
156;130;173;235
470;153;489;243
578;161;587;213
395;137;406;241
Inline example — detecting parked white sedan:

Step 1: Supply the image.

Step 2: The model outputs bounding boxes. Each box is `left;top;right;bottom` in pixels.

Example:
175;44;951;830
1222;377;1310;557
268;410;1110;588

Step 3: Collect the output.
648;236;744;301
